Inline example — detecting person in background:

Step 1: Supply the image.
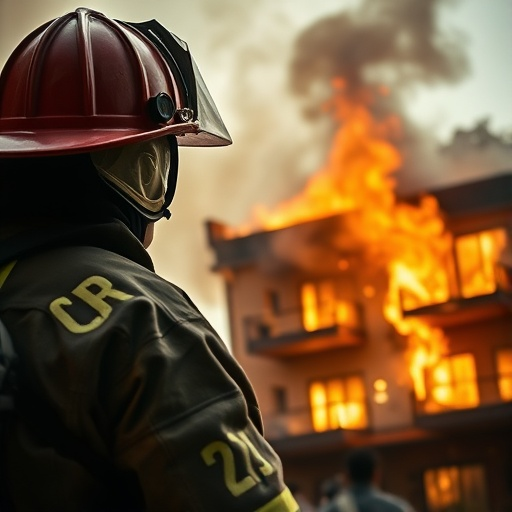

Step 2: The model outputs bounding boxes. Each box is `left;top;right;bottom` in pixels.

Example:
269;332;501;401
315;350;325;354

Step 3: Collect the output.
334;447;416;512
318;475;344;512
0;7;298;511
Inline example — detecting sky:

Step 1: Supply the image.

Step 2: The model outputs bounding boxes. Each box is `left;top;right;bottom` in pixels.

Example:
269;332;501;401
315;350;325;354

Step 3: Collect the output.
1;0;511;344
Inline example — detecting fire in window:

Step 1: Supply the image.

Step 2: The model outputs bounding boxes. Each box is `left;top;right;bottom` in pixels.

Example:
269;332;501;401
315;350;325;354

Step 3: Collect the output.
497;348;512;401
301;280;358;332
455;228;506;298
309;375;367;431
424;464;488;512
424;353;479;412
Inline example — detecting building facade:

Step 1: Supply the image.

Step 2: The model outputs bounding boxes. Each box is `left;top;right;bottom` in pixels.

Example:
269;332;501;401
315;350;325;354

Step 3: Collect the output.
207;172;512;512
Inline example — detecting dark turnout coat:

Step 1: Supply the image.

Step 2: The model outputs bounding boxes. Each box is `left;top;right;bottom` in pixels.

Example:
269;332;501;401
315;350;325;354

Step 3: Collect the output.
0;220;297;512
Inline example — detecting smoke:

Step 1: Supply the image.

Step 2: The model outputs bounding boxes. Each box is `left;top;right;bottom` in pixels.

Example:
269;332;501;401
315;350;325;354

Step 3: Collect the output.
290;0;469;98
286;0;497;195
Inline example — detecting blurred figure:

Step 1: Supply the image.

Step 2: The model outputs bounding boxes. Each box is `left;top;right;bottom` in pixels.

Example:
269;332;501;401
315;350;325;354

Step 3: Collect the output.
318;475;345;512
334;447;416;512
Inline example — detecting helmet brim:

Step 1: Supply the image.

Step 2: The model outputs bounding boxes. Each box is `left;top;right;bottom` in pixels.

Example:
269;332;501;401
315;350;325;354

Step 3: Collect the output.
0;121;231;158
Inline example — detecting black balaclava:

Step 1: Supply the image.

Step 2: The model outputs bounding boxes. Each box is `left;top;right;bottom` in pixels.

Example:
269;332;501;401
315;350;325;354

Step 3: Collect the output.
102;183;150;243
0;153;151;244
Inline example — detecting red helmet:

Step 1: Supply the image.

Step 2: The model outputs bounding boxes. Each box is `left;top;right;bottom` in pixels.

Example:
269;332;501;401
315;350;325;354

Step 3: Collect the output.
0;8;231;157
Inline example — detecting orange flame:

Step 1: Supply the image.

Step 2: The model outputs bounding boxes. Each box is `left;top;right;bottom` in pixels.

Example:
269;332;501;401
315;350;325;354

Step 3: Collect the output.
240;79;401;232
237;80;450;397
235;78;502;411
230;71;510;413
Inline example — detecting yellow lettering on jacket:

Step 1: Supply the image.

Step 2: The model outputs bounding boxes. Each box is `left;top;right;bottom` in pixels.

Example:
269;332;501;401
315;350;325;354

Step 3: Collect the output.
0;261;16;289
201;430;276;498
50;276;134;333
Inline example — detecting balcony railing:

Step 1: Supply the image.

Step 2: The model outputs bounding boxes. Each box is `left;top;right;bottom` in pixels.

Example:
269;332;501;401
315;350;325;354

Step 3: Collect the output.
264;406;319;440
414;372;512;428
263;404;368;456
244;303;366;357
401;263;512;327
262;374;512;443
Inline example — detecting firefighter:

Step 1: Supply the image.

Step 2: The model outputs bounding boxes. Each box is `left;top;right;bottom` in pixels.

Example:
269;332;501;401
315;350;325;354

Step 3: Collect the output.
0;8;298;511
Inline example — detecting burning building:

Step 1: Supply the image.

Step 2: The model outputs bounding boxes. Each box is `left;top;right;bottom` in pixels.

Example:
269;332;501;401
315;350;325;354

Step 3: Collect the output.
205;80;512;511
203;1;512;508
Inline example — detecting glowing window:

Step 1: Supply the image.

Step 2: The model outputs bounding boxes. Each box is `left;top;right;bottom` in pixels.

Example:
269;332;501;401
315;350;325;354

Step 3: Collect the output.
301;280;358;332
497;348;512;401
309;376;367;432
301;281;336;331
424;464;488;512
428;353;479;410
455;228;506;298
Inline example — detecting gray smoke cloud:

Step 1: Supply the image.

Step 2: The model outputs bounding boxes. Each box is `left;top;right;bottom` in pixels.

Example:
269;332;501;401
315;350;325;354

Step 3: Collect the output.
286;0;512;195
291;0;469;98
287;0;472;194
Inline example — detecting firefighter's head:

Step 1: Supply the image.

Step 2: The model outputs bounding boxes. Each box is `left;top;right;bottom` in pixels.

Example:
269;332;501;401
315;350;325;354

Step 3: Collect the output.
0;8;231;237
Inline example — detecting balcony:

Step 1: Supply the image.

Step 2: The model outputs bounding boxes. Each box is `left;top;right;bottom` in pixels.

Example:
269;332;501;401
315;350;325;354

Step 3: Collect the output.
414;372;512;430
244;303;366;358
262;373;512;454
402;290;512;328
264;405;435;456
264;405;366;455
401;254;512;328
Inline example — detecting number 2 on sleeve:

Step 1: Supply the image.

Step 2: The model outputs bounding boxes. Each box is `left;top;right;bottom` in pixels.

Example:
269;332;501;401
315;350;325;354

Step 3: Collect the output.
201;431;276;497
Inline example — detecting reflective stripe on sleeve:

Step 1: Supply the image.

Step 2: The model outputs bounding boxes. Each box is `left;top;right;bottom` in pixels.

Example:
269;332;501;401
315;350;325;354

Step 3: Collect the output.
254;487;299;512
0;261;16;289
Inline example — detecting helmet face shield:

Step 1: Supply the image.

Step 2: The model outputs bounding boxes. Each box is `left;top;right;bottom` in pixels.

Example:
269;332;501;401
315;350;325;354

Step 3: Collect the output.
126;19;232;147
92;137;170;213
91;136;179;220
190;57;233;146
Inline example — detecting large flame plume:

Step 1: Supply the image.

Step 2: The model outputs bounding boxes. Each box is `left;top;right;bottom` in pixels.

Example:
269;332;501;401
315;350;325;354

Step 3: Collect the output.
236;78;451;399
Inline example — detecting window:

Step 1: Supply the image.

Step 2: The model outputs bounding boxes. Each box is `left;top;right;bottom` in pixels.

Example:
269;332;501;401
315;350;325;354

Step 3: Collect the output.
424;464;488;512
259;289;279;336
301;280;358;332
301;280;336;331
272;386;287;414
497;348;512;401
455;228;506;298
263;290;279;316
425;353;479;412
309;375;367;431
